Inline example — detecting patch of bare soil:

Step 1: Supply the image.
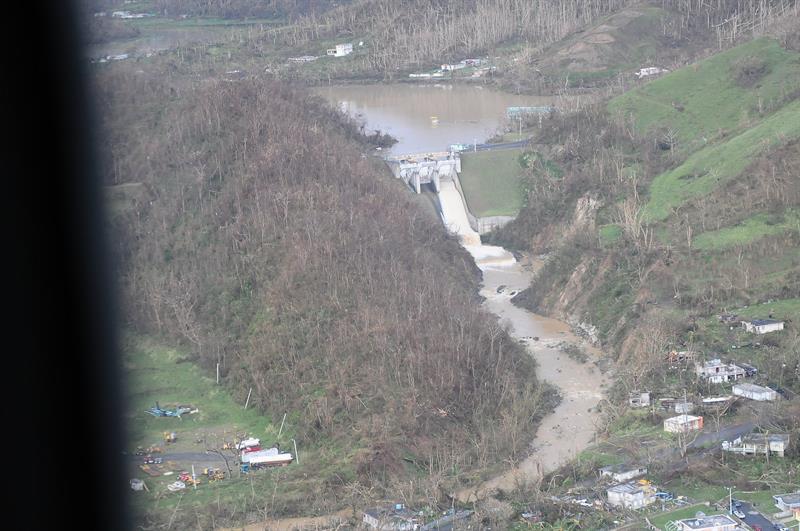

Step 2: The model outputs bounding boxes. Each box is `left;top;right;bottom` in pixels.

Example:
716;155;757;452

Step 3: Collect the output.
222;508;353;531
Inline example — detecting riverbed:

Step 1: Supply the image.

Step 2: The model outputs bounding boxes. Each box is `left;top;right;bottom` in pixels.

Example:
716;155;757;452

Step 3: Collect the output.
317;81;608;499
437;170;608;501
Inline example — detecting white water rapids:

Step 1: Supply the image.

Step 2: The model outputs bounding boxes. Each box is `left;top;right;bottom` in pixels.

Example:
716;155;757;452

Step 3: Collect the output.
437;180;609;502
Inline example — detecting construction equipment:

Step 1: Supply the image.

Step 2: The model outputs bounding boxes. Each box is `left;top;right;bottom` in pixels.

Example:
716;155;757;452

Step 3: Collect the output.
203;468;225;482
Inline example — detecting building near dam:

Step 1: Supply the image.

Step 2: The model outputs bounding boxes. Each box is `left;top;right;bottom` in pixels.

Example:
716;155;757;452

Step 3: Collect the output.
384;151;460;194
384;150;516;236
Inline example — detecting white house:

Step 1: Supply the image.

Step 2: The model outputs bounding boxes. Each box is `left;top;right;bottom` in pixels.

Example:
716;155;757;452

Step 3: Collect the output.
363;505;419;530
606;482;656;509
673;514;737;531
599;464;647;483
628;391;650;408
664;415;703;433
441;62;466;71
695;359;746;383
742;318;785;334
326;43;353;57
722;433;790;457
635;67;668;79
773;492;800;512
732;382;778;401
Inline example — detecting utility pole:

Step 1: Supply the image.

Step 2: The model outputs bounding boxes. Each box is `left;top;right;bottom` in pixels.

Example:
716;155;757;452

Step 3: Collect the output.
291;438;299;464
727;486;733;514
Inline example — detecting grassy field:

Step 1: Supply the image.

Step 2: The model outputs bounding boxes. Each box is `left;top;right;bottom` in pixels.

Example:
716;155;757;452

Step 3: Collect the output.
642;99;800;221
648;504;713;530
124;337;352;522
459;148;525;217
692;208;800;250
608;38;800;152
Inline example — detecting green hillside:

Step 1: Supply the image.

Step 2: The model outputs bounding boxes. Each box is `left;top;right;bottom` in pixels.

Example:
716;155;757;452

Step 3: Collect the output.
609;37;800;152
642;99;800;221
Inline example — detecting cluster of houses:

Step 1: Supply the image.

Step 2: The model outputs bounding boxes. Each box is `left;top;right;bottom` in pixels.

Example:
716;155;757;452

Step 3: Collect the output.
409;59;494;79
665;493;799;531
631;339;785;432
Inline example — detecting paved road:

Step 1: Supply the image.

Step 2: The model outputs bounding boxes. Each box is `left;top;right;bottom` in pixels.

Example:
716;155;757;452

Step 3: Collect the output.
127;451;228;464
737;501;778;530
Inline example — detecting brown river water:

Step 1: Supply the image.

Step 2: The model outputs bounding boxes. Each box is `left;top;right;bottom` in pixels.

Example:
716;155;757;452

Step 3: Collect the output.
437;175;608;502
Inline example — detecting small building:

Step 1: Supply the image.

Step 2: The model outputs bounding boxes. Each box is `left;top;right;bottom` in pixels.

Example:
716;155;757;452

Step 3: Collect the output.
363;504;419;530
629;391;650;408
288;55;318;63
700;396;734;410
773;492;800;512
326;43;353;57
732;382;778;401
599;464;647;483
440;62;466;71
674;400;695;414
695;359;746;384
635;67;668;79
666;350;697;363
664;414;703;433
673;513;737;531
722;433;790;457
742;318;785;334
606;481;656;510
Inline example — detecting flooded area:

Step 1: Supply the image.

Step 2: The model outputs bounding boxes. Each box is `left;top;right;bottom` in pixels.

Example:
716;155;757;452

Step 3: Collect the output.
315;84;575;154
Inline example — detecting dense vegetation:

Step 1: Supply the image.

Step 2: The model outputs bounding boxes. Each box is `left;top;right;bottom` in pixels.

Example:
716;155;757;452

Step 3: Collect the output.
488;34;800;395
99;69;549;519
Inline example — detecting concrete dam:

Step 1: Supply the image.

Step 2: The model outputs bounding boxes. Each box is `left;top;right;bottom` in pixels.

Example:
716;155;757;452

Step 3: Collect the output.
386;151;515;269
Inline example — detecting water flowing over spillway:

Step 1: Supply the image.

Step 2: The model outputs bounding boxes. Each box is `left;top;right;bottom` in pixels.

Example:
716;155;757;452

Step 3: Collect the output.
437;181;517;269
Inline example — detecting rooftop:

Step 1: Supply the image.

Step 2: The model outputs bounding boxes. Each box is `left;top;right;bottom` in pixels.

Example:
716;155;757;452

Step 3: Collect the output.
742;433;789;444
677;514;737;529
745;318;784;325
733;382;775;393
666;414;702;423
607;481;649;494
774;492;800;507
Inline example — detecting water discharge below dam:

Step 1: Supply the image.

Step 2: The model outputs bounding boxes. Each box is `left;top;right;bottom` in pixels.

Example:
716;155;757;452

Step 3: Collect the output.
437;159;608;502
317;82;609;506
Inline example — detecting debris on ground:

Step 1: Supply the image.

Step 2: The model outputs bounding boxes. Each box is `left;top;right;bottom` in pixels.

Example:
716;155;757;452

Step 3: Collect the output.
145;402;198;418
167;481;186;492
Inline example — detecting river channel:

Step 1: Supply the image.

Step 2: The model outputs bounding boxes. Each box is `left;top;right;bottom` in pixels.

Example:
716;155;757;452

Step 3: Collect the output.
320;83;609;501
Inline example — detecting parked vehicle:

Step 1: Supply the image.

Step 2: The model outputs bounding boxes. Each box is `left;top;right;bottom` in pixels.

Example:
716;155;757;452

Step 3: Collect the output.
733;509;746;518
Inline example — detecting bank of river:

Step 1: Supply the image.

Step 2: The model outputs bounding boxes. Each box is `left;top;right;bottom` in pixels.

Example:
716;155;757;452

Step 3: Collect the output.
438;174;608;502
317;81;609;501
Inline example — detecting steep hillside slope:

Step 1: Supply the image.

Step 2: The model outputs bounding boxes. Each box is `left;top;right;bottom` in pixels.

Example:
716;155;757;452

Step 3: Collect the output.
99;71;545;522
487;35;800;389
